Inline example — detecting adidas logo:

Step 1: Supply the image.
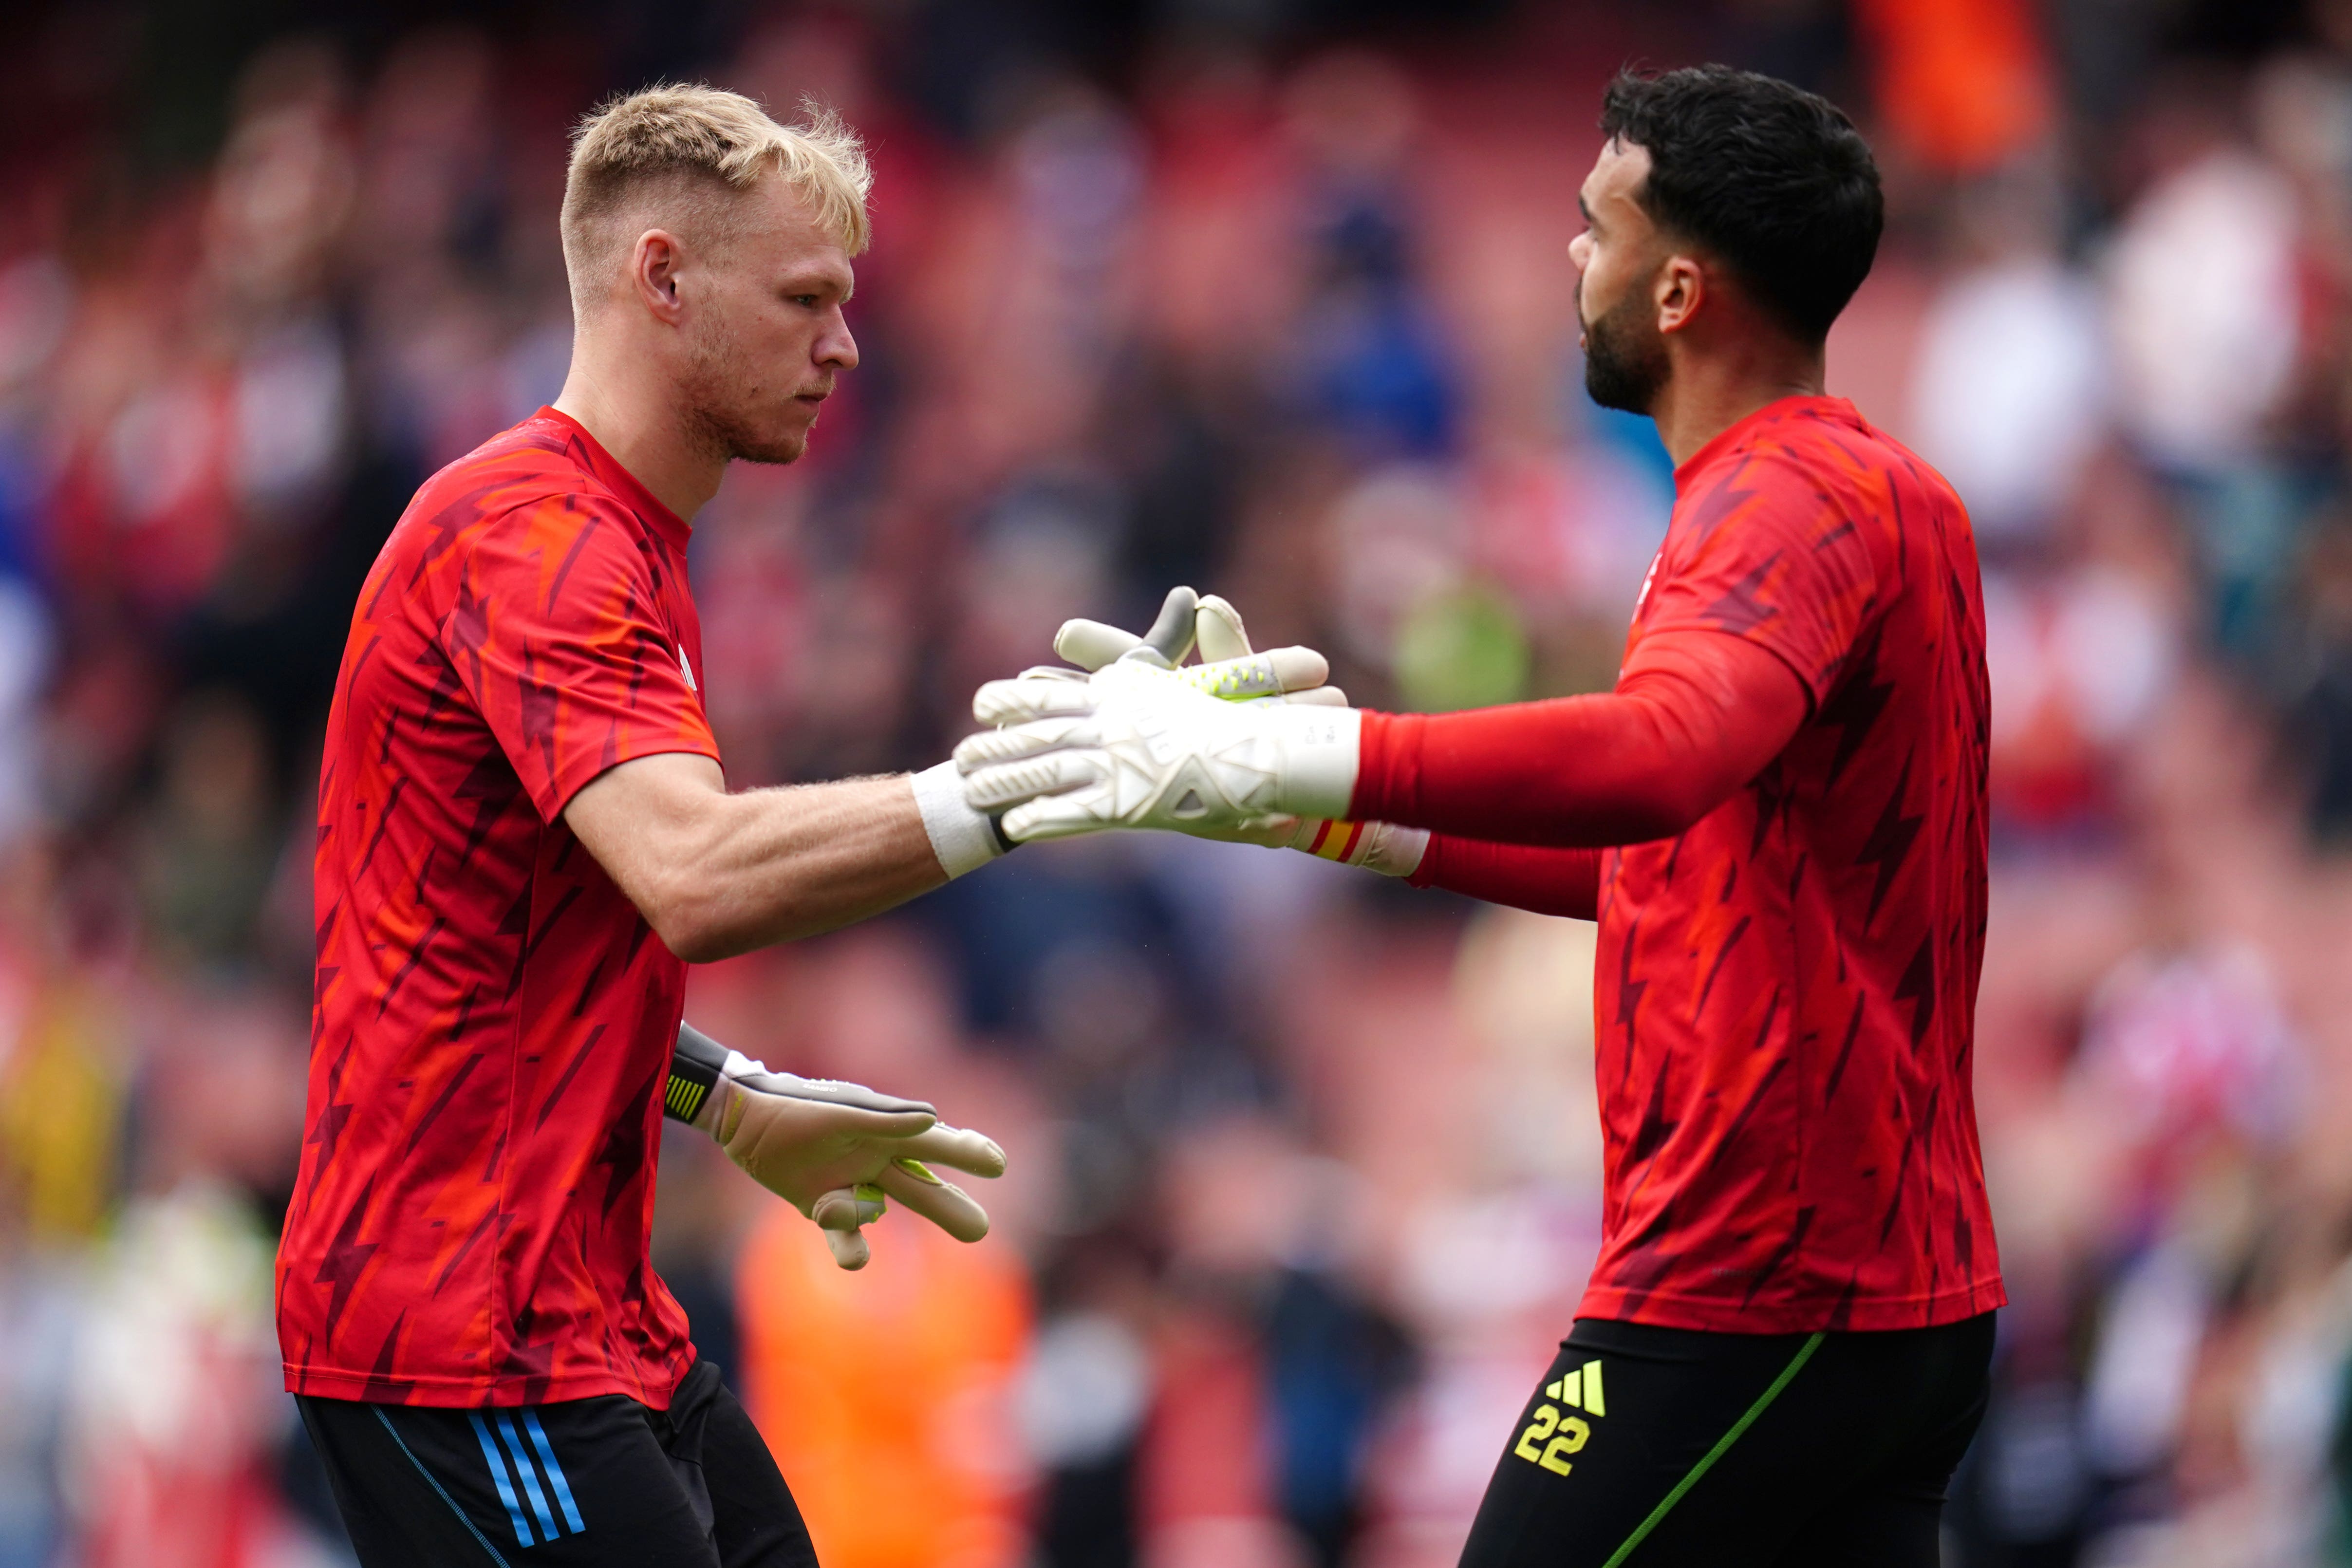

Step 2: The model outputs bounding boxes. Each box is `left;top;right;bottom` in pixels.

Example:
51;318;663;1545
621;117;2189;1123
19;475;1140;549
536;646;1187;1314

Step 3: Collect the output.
1544;1360;1605;1416
1515;1359;1603;1477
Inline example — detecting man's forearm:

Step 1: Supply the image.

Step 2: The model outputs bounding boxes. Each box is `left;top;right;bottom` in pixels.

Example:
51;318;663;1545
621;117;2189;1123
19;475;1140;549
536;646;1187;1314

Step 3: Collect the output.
1349;629;1811;848
658;774;945;956
1352;691;1713;847
567;755;954;961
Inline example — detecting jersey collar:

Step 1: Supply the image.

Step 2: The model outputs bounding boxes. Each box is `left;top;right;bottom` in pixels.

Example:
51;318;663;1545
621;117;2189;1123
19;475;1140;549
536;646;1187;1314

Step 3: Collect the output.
1672;394;1864;491
531;407;693;552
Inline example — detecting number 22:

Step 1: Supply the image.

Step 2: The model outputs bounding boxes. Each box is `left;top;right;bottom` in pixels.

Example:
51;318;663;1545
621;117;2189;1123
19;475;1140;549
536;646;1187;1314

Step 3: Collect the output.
1513;1404;1588;1476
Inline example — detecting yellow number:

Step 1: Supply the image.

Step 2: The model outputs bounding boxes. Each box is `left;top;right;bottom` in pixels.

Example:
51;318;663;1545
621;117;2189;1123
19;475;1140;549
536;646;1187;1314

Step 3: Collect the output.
1513;1404;1559;1464
1540;1416;1590;1475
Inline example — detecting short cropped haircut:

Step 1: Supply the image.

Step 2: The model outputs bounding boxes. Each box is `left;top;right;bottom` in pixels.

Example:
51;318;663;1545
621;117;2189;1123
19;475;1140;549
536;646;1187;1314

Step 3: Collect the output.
1599;66;1883;344
561;84;872;308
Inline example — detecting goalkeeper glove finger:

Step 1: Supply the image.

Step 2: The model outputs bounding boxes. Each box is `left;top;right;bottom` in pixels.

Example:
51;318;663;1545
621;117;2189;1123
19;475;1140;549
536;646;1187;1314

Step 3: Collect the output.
807;1144;998;1258
803;1118;1008;1249
1189;592;1345;706
1053;586;1346;706
1193;591;1250;661
991;645;1337;717
1054;585;1199;670
893;1118;1011;1179
810;1183;888;1270
876;1156;993;1242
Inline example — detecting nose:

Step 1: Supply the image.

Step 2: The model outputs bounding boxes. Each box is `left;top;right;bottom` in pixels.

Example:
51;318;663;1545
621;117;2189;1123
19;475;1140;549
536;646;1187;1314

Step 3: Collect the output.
818;309;859;373
1569;231;1593;274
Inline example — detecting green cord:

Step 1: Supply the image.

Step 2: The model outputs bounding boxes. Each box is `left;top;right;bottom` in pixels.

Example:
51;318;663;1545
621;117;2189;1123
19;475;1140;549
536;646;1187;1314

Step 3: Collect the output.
1599;1332;1826;1568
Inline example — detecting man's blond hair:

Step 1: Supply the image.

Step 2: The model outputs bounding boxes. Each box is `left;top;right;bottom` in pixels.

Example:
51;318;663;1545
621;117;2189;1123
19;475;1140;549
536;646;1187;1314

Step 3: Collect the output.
561;85;871;310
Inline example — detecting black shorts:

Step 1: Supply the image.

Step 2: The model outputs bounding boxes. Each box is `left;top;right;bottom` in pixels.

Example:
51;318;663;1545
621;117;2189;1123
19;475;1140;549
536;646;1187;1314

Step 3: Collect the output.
1459;1311;1995;1568
296;1358;817;1568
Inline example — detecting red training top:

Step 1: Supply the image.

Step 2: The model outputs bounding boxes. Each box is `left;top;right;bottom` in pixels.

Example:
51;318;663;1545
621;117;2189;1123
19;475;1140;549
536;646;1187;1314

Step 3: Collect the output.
1357;396;2003;1333
280;409;720;1407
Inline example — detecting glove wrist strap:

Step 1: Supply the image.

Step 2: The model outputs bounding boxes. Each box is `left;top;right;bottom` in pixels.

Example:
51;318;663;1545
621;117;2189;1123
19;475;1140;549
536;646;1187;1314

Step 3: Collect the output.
1291;819;1428;877
665;1023;728;1128
1355;821;1429;877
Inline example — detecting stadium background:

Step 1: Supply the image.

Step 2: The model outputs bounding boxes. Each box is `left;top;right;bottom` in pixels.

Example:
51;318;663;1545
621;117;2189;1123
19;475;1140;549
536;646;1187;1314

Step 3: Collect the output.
0;0;2345;1563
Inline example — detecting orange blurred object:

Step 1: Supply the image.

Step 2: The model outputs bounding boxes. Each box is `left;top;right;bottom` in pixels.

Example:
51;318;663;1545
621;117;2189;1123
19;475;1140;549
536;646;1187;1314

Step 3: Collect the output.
1853;0;2054;173
735;1206;1034;1568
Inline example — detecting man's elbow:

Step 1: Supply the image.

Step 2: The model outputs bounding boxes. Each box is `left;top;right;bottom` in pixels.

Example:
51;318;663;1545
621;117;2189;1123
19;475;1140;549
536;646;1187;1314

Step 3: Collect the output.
636;873;745;964
654;916;736;966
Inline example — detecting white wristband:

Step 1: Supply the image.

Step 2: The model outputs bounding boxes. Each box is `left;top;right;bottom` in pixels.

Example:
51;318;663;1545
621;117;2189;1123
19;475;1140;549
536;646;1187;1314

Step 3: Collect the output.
912;759;1009;879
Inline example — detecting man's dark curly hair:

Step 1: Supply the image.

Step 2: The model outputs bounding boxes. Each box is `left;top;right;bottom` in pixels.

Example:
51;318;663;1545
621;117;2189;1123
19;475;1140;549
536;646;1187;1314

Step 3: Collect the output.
1598;65;1883;345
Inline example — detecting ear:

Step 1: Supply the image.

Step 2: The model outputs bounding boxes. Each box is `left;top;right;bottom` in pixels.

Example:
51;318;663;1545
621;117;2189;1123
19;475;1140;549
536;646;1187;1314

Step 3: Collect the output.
629;229;689;326
1654;253;1706;336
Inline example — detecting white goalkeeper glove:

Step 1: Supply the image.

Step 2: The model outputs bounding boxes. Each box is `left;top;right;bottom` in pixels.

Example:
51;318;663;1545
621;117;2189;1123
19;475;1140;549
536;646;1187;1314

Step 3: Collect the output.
957;589;1425;875
1051;588;1424;874
907;586;1323;879
957;651;1356;840
665;1024;1006;1270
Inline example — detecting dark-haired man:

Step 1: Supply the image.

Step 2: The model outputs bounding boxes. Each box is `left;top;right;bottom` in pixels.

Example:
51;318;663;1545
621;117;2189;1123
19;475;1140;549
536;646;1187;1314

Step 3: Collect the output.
961;65;1999;1565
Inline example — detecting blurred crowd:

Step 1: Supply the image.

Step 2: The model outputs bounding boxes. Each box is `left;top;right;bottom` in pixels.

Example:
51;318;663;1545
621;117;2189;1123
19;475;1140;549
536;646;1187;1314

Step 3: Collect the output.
9;0;2352;1565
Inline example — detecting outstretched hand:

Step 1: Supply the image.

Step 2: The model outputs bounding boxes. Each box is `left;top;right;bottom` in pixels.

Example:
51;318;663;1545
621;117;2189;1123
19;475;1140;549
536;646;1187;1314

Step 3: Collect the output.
957;587;1361;844
955;587;1426;876
678;1026;1007;1270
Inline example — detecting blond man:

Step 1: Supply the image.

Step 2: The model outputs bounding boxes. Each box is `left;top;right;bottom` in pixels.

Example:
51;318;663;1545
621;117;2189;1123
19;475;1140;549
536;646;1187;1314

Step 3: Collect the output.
277;87;1020;1567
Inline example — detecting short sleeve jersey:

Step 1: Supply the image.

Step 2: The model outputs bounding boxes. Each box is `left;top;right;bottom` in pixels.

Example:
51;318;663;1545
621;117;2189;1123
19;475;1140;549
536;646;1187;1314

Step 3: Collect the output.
278;409;720;1408
1583;396;2004;1333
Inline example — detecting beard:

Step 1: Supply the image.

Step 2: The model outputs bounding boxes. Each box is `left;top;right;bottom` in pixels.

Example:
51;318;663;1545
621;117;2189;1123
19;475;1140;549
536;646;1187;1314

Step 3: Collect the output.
1580;280;1670;415
679;318;817;467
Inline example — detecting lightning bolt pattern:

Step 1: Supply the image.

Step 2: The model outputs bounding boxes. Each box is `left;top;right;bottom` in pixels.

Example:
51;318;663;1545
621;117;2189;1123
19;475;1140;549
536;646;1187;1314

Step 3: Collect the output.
280;409;710;1409
1582;397;2003;1336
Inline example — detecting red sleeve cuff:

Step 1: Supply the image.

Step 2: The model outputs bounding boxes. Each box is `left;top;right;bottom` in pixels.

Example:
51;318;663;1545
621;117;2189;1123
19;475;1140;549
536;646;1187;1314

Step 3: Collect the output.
1350;709;1420;823
1400;834;1603;919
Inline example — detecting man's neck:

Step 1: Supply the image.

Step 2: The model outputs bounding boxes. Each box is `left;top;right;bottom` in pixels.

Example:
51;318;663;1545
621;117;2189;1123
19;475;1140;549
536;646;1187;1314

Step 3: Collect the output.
554;350;725;522
1648;338;1826;471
